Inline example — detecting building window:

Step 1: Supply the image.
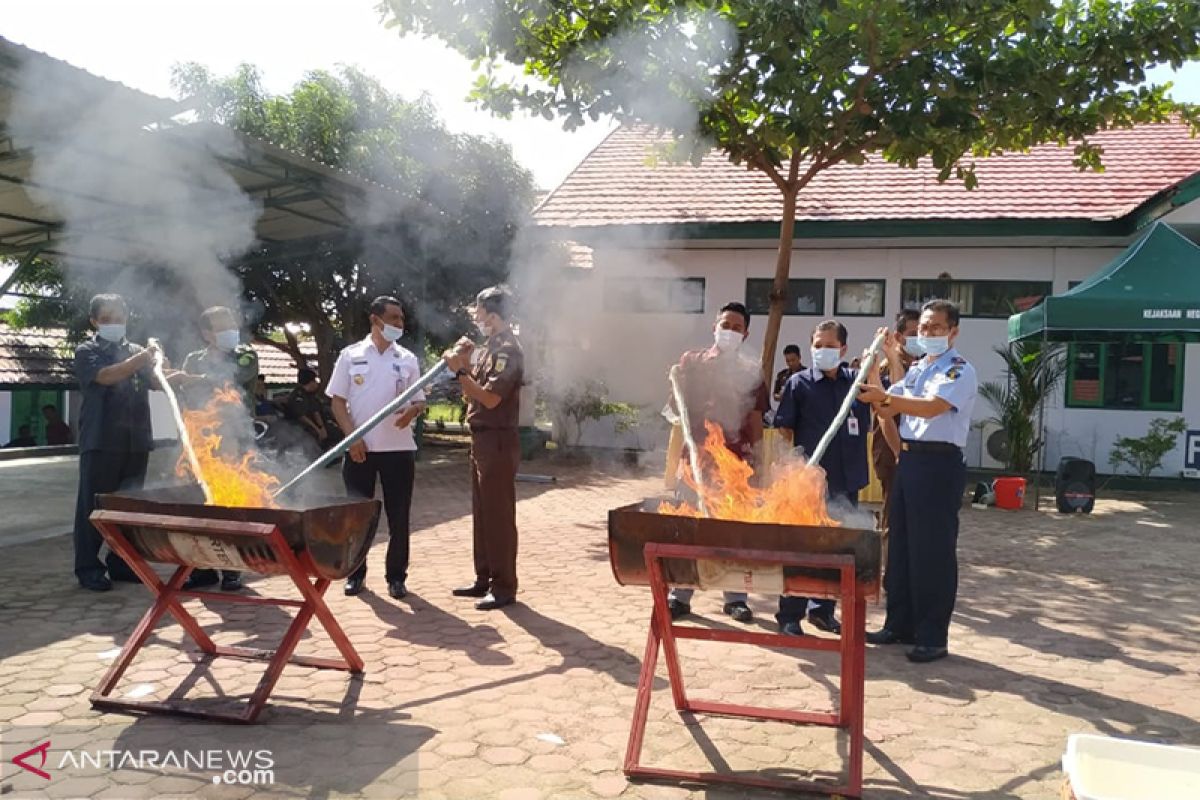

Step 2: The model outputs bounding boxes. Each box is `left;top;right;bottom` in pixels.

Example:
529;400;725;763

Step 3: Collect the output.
901;279;1051;318
745;278;825;316
1066;343;1184;411
834;280;886;316
603;277;706;313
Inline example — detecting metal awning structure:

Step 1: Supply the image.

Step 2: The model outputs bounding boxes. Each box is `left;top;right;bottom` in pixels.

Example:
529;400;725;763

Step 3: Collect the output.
0;35;401;289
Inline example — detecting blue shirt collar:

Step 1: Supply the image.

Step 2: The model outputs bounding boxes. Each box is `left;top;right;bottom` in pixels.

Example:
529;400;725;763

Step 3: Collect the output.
919;347;960;371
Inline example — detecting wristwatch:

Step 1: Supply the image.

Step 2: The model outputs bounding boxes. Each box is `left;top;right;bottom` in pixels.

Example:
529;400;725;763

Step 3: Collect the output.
880;395;892;408
455;368;469;379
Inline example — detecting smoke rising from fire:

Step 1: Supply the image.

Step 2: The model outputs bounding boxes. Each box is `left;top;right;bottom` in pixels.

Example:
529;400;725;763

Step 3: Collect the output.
500;10;741;450
8;54;258;342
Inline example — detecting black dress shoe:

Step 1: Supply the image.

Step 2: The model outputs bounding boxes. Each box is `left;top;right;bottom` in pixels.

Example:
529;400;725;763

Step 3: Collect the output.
906;645;949;663
220;573;244;591
723;601;754;623
387;580;408;599
779;620;804;637
866;628;914;645
79;575;112;592
183;571;219;590
667;599;691;620
475;593;515;610
344;576;366;596
108;571;142;584
451;583;489;598
807;612;842;635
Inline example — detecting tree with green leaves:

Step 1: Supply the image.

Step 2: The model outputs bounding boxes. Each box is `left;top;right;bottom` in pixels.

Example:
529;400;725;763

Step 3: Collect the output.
174;63;536;380
380;0;1200;379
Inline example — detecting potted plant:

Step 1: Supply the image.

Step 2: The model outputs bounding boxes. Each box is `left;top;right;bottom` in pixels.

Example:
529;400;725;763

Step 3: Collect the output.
979;341;1067;476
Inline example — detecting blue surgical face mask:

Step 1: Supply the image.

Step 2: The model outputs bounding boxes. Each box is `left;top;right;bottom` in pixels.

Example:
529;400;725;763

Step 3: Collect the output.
97;323;126;343
903;339;925;358
811;347;842;372
381;323;403;343
917;335;950;357
214;328;240;351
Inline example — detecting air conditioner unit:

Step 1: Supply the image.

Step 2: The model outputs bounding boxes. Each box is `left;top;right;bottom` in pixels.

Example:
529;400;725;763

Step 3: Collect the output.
979;421;1009;470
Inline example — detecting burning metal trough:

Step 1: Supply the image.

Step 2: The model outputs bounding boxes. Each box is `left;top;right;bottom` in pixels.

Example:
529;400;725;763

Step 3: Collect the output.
609;498;881;798
88;486;381;723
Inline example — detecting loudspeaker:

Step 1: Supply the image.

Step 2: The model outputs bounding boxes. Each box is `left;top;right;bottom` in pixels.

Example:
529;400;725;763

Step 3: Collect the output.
1055;458;1096;514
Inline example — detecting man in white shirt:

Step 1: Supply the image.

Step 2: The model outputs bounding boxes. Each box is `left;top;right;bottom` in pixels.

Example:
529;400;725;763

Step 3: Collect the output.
327;295;426;599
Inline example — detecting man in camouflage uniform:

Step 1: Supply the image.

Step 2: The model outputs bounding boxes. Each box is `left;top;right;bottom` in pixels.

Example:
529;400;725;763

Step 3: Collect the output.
179;305;259;591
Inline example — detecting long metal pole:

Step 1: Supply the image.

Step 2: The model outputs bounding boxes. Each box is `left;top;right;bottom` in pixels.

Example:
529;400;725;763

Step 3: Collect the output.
667;364;709;516
273;361;449;497
807;331;888;468
147;338;213;504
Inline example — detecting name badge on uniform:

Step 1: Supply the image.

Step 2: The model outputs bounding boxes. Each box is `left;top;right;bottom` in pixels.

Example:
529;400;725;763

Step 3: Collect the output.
847;417;860;437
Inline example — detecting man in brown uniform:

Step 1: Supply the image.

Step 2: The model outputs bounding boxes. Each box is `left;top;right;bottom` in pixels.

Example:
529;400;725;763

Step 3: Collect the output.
872;308;921;530
443;286;524;610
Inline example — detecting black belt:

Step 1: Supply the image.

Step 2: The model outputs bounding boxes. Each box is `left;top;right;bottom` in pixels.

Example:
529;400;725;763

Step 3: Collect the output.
900;439;961;455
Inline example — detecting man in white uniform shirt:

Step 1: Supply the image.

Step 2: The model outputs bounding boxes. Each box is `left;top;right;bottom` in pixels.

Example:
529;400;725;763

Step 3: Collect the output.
327;295;426;599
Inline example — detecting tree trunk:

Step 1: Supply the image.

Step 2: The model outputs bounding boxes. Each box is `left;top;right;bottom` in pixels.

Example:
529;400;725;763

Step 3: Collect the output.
759;182;800;385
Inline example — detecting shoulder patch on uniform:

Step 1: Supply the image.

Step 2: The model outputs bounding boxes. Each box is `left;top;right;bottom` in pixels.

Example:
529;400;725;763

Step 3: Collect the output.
494;354;508;374
945;366;962;381
951;356;966;365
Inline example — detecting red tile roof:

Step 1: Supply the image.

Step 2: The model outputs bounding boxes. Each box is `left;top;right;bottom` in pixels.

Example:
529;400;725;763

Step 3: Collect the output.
533;122;1200;228
0;326;317;387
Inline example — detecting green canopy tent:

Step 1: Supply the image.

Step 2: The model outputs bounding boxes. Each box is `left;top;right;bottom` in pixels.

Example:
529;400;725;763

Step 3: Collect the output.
1008;221;1200;344
1006;220;1200;501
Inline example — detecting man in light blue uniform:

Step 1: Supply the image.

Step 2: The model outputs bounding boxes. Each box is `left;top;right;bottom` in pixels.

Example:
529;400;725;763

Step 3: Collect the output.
857;299;977;663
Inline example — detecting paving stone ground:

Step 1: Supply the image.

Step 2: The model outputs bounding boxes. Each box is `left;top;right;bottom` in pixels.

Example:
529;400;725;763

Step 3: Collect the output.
1;443;1198;799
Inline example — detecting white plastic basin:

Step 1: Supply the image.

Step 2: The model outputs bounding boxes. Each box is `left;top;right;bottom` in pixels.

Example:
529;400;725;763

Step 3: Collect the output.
1062;734;1200;800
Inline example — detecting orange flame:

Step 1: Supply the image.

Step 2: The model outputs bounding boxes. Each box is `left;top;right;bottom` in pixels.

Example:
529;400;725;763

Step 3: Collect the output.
660;421;838;526
176;386;279;508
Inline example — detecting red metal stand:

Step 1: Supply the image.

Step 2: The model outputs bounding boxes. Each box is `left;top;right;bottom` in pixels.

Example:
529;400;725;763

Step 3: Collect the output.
89;509;364;723
625;542;868;797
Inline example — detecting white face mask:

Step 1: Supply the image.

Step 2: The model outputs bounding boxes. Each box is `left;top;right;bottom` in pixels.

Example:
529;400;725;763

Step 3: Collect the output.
381;323;403;343
476;321;493;338
903;339;925;358
97;323;126;343
214;328;239;351
917;335;950;357
811;347;842;372
713;328;743;353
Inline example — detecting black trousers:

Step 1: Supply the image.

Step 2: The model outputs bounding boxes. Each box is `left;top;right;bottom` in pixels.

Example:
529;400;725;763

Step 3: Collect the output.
344;450;415;583
73;449;148;581
883;449;967;648
776;489;858;625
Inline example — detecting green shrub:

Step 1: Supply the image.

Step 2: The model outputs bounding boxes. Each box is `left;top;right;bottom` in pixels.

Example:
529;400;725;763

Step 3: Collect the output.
1108;417;1188;478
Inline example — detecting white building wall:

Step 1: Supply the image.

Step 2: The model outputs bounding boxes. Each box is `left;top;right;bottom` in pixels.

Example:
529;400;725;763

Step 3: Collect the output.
560;241;1196;476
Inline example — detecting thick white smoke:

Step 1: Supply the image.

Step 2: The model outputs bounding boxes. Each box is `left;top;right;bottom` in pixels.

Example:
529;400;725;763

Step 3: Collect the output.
7;54;258;321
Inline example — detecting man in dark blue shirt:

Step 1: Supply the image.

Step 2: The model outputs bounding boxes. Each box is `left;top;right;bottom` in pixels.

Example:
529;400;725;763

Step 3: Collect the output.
773;319;871;636
72;294;162;591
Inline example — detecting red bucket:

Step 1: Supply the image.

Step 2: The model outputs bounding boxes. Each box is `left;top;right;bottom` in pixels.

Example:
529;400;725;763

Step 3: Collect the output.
993;477;1026;510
